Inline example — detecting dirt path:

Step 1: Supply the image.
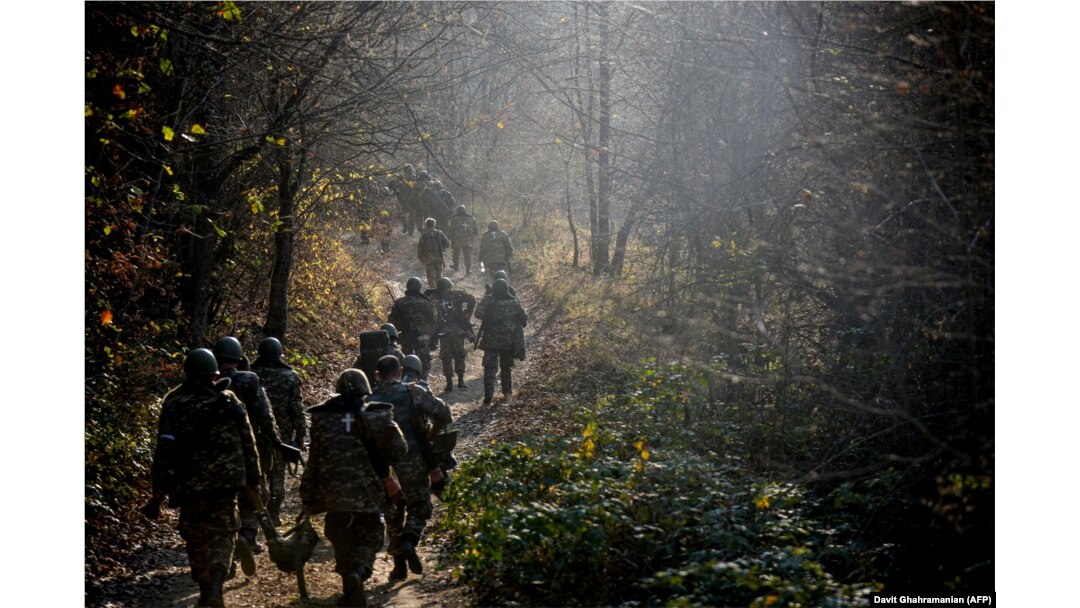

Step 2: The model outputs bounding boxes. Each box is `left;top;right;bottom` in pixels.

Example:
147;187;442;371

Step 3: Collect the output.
89;223;545;608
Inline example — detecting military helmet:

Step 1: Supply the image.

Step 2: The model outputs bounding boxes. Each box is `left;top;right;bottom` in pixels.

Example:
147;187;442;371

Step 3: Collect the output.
258;337;284;360
335;368;372;396
436;277;453;289
213;336;245;362
418;170;430;181
380;323;399;339
404;164;417;179
456;205;466;214
184;348;219;378
488;220;499;231
492;279;509;297
495;270;508;281
424;217;436;229
406;277;423;292
381;186;391;196
403;355;423;375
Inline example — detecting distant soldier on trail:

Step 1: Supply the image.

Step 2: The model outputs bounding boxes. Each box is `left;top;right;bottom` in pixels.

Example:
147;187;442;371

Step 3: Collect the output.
301;369;408;607
393;164;420;235
447;204;479;275
475;279;528;405
426;276;477;392
416;217;452;288
479;219;514;277
369;356;453;582
251;337;306;527
388;277;438;379
142;348;261;608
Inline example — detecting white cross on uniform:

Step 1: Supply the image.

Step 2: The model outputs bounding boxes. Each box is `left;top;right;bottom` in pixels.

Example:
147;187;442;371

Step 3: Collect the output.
343;413;355;432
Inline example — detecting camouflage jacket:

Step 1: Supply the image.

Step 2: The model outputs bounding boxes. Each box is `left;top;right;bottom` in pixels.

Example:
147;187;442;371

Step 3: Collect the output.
151;379;261;504
479;229;514;265
219;368;283;449
300;396;407;514
389;291;438;337
417;227;451;264
448;211;478;247
425;288;477;337
476;295;528;352
369;380;452;462
251;360;306;446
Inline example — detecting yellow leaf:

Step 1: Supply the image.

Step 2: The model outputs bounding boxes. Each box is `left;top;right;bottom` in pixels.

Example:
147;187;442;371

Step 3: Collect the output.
100;310;114;326
634;460;645;473
190;124;206;135
163;164;174;176
711;239;722;248
496;121;505;129
162;126;175;141
754;495;771;510
554;137;562;145
276;137;286;145
641;449;650;461
103;225;112;236
764;595;780;606
112;84;126;99
633;440;644;451
85;104;94;117
421;22;429;30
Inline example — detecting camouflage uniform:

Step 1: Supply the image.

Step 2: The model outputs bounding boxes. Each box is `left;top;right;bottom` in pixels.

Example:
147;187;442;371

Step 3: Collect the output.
368;380;452;562
427;286;477;389
479;227;514;276
251;358;306;523
476;287;528;403
417;226;452;288
300;394;407;588
388;289;438;379
150;378;261;588
447;208;479;273
219;368;283;536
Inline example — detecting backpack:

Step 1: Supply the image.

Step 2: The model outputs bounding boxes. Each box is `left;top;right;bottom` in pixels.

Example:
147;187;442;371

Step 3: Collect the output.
450;214;471;238
356;330;390;384
419;230;444;262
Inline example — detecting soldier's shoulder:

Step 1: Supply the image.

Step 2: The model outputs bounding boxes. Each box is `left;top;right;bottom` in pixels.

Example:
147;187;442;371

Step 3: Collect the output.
365;400;394;412
308;394;350;413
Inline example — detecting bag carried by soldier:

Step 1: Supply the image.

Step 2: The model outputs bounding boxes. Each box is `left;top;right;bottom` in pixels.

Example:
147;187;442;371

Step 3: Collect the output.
357;330;390;383
418;229;445;263
513;325;526;361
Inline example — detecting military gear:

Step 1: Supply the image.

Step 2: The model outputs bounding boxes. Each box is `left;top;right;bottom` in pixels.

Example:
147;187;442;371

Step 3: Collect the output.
403;355;423;376
495;270;509;281
448;208;479;273
336;368;372;397
184;348;219;379
403;532;423;574
252;352;305;521
237;528;259;575
418;170;430;181
479;225;514;274
258;337;284;361
477;290;528;402
403;164;417;180
213;336;245;362
424;217;436;229
389;290;438;378
456;205;466;214
436;277;453;290
354;332;389;389
389;555;408;581
492;279;509;297
380;323;399;340
488;220;499;231
405;277;423;292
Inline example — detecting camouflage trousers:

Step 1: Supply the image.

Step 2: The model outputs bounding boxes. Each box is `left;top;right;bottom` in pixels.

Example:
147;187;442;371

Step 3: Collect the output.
451;246;472;272
386;457;433;556
482;350;515;399
439;334;468;380
178;490;239;583
424;261;445;290
269;453;289;521
324;511;384;579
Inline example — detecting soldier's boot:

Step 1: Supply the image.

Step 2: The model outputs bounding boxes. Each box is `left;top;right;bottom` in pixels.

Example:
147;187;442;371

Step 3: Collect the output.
388;555;408;581
197;581;213;607
483;390;493;406
227;560;236;581
445;376;454;392
236;529;258;576
501;376;513;398
458;373;467;389
403;533;423;574
268;500;283;528
207;566;227;608
339;570;367;607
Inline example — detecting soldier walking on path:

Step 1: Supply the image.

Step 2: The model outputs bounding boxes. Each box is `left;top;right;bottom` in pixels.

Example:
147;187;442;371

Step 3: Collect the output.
426;276;477;392
475;279;528;405
478;220;514;277
142;348;262;608
388;277;438;380
251;337;306;527
301;369;408;608
417;217;452;288
369;356;453;582
447;204;478;274
213;336;284;566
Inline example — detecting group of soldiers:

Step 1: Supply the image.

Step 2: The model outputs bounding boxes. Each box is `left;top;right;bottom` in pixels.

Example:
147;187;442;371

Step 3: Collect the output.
144;332;455;607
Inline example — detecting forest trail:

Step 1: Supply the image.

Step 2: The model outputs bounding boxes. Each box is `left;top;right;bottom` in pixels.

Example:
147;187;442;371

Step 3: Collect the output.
89;222;545;608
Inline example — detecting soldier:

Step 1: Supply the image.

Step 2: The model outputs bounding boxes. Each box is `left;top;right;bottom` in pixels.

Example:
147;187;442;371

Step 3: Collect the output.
484;269;518;299
369;356;453;581
251;337;306;527
142;348;261;607
388;277;438;379
352;323;405;389
213;336;285;563
436;181;456;211
447;205;479;274
426;277;477;392
478;220;514;277
301;369;408;607
417;217;452;288
397;165;420;235
401;354;429;390
475;279;528;405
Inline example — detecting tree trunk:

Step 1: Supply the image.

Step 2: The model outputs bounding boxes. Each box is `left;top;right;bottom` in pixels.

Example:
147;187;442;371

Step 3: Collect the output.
264;145;301;339
594;2;612;275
